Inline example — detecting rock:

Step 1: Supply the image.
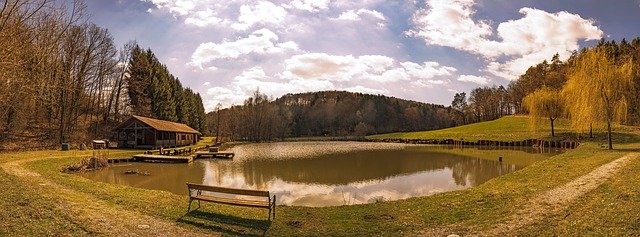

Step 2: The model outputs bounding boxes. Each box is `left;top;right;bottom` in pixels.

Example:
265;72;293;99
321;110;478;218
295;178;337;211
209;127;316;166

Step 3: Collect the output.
447;234;460;237
137;224;150;229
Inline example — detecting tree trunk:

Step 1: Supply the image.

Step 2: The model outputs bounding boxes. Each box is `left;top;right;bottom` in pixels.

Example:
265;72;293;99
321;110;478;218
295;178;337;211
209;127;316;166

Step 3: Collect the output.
607;115;613;149
550;117;555;137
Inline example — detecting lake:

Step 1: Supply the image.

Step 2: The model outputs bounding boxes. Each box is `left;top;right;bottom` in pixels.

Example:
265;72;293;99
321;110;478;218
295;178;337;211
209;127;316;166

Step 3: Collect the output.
81;141;562;207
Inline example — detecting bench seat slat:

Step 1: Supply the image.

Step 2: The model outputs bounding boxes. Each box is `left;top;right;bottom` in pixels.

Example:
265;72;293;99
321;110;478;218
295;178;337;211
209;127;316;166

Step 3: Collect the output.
187;183;269;197
192;195;271;208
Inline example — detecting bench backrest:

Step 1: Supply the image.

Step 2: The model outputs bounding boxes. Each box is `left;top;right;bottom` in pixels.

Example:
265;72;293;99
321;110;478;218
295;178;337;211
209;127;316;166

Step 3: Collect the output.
187;183;270;197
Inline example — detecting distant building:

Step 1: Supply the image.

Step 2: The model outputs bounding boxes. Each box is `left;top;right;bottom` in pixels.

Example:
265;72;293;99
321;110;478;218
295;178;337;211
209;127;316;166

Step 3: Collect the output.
112;115;200;149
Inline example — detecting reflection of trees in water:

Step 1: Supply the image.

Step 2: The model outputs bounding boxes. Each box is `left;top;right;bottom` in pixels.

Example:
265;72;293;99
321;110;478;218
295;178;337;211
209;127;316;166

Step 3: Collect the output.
82;162;208;196
450;159;519;186
214;150;525;187
409;145;563;155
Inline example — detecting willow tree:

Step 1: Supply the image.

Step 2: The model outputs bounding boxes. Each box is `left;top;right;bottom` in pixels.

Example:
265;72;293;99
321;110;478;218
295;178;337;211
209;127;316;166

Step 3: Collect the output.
523;87;563;137
563;48;635;149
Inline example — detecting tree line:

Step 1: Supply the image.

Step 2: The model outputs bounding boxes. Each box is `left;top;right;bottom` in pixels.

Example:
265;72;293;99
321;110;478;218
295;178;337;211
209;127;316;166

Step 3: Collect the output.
0;0;206;150
127;45;207;133
454;38;640;149
207;90;455;142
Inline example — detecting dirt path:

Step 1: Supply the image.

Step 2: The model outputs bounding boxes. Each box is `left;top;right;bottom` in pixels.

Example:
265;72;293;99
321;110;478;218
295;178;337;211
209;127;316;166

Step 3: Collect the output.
0;154;218;237
419;152;639;236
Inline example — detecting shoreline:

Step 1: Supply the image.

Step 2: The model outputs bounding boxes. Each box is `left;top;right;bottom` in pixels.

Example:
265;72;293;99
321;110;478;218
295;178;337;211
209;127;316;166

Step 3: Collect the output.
1;141;637;235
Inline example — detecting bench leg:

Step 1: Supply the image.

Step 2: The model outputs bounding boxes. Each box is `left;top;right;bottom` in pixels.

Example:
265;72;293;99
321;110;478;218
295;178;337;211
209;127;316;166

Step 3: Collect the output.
187;199;193;213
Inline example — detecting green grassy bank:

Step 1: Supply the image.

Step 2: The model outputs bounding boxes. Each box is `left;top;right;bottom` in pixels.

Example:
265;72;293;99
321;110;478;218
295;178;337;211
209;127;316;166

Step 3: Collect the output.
1;117;639;236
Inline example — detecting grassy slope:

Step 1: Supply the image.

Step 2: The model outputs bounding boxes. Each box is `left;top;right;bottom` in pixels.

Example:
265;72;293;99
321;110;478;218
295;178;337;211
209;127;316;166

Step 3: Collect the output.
1;118;639;236
368;116;576;141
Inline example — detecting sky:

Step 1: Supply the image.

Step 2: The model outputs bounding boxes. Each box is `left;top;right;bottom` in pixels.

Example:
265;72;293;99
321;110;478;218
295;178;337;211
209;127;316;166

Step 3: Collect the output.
84;0;640;111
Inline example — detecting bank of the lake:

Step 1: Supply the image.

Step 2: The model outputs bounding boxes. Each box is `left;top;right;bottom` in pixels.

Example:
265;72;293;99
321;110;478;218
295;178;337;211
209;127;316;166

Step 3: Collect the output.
1;116;639;236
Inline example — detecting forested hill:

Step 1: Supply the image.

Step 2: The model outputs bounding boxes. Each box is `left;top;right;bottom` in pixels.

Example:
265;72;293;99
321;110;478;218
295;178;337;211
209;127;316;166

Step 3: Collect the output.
0;0;206;151
207;91;455;141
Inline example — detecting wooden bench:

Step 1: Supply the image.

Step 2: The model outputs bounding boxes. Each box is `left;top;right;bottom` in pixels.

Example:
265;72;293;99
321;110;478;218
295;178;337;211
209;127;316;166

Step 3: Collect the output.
186;183;276;220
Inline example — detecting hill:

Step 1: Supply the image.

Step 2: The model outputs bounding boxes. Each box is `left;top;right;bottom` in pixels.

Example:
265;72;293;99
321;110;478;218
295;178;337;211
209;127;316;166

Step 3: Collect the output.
207;91;456;141
368;115;640;143
367;116;570;141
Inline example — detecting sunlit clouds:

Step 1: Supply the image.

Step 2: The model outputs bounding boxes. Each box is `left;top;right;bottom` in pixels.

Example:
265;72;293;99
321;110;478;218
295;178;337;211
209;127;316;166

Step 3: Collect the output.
124;0;609;110
409;1;602;80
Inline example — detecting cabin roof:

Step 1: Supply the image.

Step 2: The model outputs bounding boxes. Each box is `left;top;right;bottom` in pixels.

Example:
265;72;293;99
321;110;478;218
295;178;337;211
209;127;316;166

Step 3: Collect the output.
115;115;201;134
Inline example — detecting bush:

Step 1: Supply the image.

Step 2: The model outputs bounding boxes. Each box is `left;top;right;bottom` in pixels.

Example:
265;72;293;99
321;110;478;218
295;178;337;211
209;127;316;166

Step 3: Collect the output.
62;152;109;172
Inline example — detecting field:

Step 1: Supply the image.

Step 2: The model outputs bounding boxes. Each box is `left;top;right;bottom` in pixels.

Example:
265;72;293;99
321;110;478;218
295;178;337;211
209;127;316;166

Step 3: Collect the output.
1;116;639;236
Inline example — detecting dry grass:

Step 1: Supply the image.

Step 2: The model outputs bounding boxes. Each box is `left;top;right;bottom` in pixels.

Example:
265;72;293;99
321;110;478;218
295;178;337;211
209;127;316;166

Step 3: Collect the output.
62;151;110;172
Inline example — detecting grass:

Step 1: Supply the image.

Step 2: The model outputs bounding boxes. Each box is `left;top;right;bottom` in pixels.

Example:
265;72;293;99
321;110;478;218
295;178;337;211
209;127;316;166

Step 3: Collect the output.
367;115;640;142
1;118;640;235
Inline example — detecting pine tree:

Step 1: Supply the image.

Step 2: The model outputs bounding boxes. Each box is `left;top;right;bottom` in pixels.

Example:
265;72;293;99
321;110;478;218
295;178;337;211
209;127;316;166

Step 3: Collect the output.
126;45;153;117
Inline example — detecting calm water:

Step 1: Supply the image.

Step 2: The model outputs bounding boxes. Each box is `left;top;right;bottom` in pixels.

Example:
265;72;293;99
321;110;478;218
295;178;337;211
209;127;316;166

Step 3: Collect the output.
81;142;561;207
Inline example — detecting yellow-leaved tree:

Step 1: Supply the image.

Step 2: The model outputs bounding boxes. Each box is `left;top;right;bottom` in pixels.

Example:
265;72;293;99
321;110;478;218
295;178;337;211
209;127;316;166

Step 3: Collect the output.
562;48;635;149
523;87;563;137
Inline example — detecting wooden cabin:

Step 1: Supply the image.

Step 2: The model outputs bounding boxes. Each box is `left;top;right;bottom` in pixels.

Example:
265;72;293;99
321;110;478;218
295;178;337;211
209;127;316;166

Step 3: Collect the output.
113;115;201;149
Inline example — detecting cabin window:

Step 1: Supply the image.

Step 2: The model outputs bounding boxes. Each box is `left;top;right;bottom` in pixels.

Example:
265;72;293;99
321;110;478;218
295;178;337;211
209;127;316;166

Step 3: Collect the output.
182;135;186;140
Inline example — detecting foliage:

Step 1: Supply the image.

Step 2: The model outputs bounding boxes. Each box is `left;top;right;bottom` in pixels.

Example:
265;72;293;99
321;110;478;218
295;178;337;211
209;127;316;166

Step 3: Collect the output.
508;53;570;114
523;87;563;136
207;90;456;141
563;48;635;149
0;0;125;148
62;152;109;172
126;45;207;133
0;1;207;150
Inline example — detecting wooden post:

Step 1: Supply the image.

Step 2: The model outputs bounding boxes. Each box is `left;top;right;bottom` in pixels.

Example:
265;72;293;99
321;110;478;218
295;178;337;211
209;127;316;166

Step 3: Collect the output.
134;122;138;149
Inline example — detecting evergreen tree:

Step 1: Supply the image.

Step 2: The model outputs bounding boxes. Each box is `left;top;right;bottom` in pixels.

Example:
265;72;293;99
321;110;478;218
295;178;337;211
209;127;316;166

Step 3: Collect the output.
126;45;153;117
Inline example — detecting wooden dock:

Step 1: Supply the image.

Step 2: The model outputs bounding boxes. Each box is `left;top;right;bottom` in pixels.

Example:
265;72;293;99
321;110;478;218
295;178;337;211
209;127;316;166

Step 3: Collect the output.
133;154;193;163
108;157;135;164
193;151;235;159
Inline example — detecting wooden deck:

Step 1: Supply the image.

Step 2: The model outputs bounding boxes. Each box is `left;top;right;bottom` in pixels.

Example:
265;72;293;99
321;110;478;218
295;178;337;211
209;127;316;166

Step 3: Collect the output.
193;151;235;159
108;157;135;164
133;154;193;163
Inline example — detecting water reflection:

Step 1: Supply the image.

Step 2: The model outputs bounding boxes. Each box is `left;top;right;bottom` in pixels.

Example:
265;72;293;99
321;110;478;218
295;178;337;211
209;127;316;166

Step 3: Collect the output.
81;142;559;207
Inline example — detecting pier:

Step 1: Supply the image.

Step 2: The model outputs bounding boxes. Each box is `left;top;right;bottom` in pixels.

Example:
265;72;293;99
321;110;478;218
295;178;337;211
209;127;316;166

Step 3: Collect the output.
132;154;193;163
193;151;235;159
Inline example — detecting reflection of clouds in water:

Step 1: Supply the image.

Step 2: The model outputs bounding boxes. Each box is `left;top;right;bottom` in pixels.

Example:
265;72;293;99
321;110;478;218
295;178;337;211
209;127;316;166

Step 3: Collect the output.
81;142;539;207
229;141;413;161
203;163;469;207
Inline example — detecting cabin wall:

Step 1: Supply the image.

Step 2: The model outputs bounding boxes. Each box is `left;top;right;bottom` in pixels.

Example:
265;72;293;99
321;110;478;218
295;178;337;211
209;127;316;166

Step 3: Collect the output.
112;117;199;149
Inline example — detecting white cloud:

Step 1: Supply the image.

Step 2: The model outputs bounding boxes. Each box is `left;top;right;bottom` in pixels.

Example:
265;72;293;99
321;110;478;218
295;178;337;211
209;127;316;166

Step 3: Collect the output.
457;75;489;85
408;0;493;56
203;81;211;86
282;53;456;85
409;0;603;80
401;61;456;80
189;28;298;68
184;8;224;27
344;85;387;95
202;53;459;108
146;0;197;16
335;9;386;21
205;66;335;107
284;0;330;12
232;1;287;30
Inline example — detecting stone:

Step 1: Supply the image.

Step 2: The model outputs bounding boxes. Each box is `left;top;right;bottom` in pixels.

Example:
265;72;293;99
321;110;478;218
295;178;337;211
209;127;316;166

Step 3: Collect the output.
137;224;150;230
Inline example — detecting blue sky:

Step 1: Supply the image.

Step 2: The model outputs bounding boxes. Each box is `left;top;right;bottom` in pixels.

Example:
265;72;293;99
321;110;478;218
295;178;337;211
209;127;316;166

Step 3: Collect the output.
85;0;640;111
